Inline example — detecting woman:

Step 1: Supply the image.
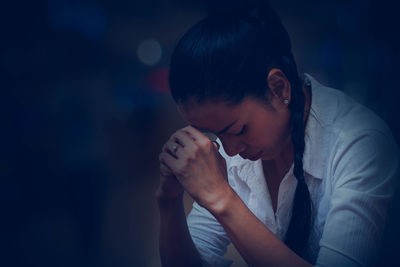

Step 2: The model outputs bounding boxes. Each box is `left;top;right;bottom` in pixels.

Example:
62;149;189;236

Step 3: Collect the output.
156;1;399;266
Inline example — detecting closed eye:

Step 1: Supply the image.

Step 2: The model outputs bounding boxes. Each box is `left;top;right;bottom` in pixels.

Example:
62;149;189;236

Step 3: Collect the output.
234;125;246;136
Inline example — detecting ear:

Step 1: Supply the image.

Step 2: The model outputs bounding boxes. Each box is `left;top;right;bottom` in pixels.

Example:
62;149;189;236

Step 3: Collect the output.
266;68;291;107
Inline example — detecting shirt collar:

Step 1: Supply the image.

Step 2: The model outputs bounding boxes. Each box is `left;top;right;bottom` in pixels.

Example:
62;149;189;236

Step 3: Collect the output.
302;73;332;180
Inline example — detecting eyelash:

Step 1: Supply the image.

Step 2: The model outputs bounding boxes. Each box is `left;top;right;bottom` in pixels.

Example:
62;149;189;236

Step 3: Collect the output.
235;125;246;136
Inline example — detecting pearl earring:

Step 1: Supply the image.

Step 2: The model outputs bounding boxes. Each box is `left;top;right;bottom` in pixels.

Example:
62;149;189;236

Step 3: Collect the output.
283;99;289;105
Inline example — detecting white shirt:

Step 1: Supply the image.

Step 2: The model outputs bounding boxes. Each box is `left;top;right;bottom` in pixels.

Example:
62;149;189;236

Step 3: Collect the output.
186;73;400;267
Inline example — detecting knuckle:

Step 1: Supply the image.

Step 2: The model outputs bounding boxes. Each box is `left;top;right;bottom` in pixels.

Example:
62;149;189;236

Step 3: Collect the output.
200;138;210;147
198;139;211;150
189;146;200;159
174;129;182;136
187;153;196;161
192;145;200;153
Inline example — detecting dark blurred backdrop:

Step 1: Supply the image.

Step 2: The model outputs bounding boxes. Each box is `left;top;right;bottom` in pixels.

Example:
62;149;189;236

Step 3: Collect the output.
2;0;400;266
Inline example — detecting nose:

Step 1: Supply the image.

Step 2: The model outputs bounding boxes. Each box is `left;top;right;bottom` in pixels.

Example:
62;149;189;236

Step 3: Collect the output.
218;136;246;157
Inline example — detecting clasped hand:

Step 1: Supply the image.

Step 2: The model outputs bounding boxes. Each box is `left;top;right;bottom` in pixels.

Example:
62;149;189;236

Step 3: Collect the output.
158;126;230;210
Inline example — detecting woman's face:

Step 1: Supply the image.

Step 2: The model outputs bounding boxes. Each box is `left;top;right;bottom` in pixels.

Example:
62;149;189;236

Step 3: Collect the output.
177;95;292;161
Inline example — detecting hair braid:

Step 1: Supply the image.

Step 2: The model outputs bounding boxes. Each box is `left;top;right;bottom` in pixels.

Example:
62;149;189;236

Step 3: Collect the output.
283;54;313;257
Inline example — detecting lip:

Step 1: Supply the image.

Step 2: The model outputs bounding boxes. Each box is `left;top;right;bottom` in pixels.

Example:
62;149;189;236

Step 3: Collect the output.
248;151;263;161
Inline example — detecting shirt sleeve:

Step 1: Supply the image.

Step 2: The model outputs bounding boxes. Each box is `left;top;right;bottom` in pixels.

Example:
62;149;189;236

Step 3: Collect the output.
315;129;400;267
187;201;233;267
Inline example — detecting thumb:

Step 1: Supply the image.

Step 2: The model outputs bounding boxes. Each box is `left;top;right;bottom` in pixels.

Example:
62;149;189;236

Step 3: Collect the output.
212;140;220;150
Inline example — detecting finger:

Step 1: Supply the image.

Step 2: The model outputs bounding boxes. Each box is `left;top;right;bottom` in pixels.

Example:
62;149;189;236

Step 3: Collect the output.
160;161;173;176
172;130;197;152
159;153;174;172
172;135;185;147
162;133;184;153
163;138;184;151
162;143;178;159
168;138;189;160
159;152;173;165
182;125;210;144
163;136;191;159
212;140;220;150
163;142;180;159
160;151;182;174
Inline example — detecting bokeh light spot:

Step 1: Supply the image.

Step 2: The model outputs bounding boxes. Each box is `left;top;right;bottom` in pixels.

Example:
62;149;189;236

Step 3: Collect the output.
137;39;162;66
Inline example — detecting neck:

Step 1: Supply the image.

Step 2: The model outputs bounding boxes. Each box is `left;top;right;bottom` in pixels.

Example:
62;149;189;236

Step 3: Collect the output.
262;83;311;179
262;136;294;180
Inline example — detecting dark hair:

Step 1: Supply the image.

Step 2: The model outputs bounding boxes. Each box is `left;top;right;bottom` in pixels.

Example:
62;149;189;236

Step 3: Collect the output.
168;0;313;257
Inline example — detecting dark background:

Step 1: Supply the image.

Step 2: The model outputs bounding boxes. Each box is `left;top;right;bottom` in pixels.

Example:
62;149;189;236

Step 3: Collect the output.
2;0;400;266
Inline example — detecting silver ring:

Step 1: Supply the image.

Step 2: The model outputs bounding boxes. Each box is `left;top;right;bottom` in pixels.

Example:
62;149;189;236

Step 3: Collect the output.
172;145;178;152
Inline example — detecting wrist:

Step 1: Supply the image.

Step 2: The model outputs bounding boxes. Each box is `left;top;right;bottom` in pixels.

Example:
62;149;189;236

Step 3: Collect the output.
207;186;238;217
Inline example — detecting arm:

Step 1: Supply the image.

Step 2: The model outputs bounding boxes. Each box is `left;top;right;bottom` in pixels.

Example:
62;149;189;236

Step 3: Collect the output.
158;127;235;267
187;201;233;267
157;135;203;267
160;126;312;266
314;130;400;266
208;187;313;267
157;192;202;267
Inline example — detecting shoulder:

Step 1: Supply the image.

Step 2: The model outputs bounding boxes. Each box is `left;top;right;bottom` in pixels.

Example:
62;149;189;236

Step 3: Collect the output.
321;89;399;179
306;74;399;188
308;73;398;159
307;73;390;134
324;93;399;190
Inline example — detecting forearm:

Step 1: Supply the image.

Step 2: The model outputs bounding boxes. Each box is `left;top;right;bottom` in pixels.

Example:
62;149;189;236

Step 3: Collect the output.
157;194;202;267
210;189;312;267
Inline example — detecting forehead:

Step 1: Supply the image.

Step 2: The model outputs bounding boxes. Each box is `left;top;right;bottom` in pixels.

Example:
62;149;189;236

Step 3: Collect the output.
177;97;257;132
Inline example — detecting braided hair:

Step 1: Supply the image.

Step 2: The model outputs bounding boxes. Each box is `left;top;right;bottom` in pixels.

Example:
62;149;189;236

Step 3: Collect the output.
169;0;313;257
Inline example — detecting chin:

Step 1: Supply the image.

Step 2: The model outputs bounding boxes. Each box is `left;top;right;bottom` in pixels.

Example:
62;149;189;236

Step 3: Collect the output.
260;151;278;161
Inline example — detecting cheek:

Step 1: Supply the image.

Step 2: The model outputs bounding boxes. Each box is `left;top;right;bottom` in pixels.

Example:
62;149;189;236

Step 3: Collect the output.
249;118;290;151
